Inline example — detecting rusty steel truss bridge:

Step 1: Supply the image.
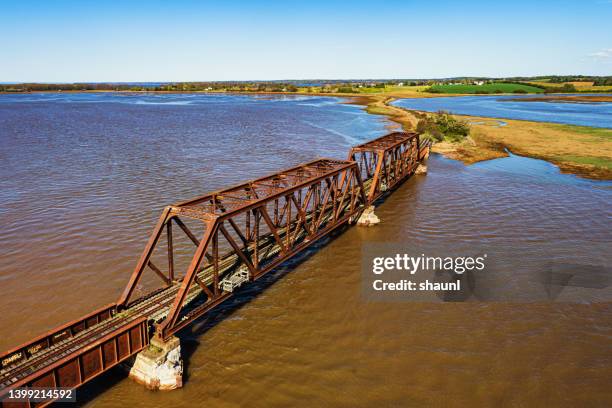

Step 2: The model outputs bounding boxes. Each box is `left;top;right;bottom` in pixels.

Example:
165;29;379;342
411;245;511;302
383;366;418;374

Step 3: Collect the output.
0;132;430;407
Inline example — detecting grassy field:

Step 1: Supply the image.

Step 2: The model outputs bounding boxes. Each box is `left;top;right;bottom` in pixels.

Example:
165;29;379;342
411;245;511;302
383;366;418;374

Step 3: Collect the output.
527;81;612;92
427;82;544;94
294;85;429;96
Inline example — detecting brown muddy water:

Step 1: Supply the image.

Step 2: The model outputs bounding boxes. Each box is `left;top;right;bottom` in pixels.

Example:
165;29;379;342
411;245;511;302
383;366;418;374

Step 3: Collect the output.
1;93;611;407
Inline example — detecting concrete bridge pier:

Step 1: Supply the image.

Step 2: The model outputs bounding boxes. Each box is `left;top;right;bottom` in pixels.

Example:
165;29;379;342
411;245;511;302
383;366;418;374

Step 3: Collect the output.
416;143;431;174
129;335;183;390
415;163;428;175
357;205;380;226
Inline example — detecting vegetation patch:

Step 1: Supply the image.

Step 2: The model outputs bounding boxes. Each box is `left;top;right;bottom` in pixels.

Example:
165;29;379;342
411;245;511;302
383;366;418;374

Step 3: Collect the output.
547;124;612;140
416;111;470;142
555;155;612;170
426;82;544;94
337;87;358;93
365;105;391;115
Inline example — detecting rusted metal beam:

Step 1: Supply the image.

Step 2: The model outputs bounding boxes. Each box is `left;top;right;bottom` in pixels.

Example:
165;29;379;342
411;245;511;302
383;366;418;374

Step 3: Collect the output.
167;220;174;282
157;222;216;336
117;206;171;307
219;223;256;274
148;260;170;286
174;216;200;246
259;206;288;254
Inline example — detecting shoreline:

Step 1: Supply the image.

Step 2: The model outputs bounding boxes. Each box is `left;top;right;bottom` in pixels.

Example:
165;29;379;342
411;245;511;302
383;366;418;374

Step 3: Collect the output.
345;95;611;181
2;89;610;180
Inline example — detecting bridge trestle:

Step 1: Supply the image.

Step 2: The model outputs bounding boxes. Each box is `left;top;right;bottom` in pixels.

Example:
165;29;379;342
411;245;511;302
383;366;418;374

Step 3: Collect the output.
348;131;421;203
117;158;368;340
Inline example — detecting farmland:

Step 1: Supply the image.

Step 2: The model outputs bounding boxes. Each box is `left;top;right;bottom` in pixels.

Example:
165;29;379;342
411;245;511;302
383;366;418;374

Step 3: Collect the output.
527;80;612;92
426;82;544;94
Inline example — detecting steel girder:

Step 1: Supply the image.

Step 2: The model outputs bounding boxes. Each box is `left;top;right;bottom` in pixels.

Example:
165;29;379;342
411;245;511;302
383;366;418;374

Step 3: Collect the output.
117;158;368;339
348;132;421;202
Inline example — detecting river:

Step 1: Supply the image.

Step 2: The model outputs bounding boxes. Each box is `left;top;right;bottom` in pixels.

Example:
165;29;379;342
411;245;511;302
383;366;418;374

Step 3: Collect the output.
0;93;610;407
392;94;612;128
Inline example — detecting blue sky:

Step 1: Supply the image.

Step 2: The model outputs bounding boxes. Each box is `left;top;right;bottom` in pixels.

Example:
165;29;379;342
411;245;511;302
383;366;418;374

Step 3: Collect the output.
1;0;611;82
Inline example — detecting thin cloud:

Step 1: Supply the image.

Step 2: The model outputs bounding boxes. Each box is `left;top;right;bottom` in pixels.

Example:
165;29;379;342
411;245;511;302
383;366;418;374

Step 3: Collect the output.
588;48;612;59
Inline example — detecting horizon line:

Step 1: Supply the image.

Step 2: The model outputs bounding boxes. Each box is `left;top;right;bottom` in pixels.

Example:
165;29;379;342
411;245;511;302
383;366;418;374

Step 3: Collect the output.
1;74;610;85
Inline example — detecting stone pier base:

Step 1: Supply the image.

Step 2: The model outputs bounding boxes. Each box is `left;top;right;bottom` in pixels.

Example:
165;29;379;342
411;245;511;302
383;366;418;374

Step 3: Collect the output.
129;335;183;390
415;163;428;175
357;206;380;226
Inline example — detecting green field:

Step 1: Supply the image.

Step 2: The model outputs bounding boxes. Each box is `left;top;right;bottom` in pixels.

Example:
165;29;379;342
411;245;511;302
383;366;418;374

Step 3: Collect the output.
427;82;544;94
555;155;612;170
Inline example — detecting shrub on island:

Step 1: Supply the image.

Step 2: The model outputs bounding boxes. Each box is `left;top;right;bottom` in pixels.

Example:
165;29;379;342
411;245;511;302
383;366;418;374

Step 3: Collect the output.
416;111;470;143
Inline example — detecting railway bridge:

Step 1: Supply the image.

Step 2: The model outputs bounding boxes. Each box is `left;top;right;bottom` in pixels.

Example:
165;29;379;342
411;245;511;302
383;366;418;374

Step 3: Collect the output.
0;132;430;407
